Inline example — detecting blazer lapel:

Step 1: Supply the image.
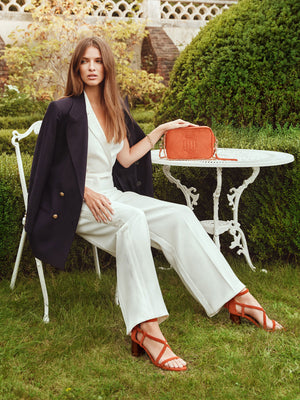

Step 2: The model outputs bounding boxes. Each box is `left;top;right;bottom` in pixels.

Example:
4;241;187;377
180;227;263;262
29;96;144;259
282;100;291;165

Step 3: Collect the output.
66;94;88;198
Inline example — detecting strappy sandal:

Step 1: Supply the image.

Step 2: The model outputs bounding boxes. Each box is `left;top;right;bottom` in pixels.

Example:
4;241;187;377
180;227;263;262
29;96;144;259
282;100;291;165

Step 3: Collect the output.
131;325;187;371
224;288;283;332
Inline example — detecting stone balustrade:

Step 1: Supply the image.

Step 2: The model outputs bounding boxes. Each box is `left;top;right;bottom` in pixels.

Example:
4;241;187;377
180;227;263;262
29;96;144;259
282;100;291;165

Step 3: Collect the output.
0;0;237;21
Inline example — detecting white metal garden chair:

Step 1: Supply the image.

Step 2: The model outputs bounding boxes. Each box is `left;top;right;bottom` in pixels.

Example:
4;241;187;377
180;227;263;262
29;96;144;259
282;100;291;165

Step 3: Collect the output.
10;121;101;323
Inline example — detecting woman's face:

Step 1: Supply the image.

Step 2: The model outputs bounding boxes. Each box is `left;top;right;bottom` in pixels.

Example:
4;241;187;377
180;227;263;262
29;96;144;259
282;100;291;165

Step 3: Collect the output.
79;46;105;88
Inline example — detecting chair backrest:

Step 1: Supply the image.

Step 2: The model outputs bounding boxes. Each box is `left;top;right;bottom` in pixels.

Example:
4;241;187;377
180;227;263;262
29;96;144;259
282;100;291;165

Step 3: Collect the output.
11;121;42;209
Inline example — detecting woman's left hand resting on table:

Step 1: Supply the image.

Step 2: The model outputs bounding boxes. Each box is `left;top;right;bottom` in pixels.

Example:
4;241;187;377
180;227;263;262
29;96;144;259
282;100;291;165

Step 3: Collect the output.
117;119;196;169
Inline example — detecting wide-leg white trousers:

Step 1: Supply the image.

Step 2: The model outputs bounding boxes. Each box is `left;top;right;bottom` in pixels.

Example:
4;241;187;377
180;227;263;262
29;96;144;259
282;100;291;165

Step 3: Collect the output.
76;189;245;334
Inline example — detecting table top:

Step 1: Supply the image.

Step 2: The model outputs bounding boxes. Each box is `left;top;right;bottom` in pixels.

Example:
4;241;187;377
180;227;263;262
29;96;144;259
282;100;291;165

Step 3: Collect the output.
151;148;295;168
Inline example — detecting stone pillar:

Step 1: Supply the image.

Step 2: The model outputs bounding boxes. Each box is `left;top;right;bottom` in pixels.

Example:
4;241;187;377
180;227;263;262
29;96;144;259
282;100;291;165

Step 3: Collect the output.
143;0;161;26
141;2;180;84
141;27;180;84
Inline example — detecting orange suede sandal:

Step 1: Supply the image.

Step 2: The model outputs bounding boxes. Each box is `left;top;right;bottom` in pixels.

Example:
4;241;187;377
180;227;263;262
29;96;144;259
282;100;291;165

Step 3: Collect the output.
131;325;187;371
224;288;283;332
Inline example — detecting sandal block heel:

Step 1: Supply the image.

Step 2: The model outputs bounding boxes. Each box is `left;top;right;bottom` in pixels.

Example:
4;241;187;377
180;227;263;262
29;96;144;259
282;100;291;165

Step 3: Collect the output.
131;339;144;357
230;313;241;325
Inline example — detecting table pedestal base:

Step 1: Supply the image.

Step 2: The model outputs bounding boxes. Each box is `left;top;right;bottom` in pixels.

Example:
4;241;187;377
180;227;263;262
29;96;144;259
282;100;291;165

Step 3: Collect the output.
200;219;255;271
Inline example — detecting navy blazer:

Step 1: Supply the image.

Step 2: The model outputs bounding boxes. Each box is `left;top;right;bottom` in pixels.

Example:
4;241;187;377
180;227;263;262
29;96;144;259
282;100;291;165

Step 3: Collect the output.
25;93;153;269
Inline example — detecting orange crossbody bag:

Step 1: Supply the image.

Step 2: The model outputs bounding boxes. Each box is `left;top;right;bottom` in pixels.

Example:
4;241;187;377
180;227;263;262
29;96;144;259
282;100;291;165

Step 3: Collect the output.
159;126;237;161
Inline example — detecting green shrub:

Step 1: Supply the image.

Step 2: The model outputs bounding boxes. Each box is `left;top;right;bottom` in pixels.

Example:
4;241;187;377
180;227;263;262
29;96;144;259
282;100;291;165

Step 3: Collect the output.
131;107;155;123
0;128;38;155
0;87;49;117
0;114;45;130
0;153;31;278
0;87;48;129
156;0;299;128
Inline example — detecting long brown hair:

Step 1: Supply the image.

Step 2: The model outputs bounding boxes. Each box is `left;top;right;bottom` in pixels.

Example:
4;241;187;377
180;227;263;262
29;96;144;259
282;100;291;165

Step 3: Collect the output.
65;37;126;143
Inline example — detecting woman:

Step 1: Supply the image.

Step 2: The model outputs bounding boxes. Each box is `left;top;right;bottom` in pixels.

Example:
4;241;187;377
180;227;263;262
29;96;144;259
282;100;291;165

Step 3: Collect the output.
25;37;283;372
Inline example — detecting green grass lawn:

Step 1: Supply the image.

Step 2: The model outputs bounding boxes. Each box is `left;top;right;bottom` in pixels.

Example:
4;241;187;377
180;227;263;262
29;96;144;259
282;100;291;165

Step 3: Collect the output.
0;255;299;400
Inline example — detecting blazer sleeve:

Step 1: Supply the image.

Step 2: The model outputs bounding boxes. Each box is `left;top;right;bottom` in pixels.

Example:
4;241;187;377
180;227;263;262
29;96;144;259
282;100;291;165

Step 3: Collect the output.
25;102;61;233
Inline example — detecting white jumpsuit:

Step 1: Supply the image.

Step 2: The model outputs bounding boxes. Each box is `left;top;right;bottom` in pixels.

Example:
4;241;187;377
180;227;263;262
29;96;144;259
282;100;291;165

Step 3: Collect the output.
76;93;245;334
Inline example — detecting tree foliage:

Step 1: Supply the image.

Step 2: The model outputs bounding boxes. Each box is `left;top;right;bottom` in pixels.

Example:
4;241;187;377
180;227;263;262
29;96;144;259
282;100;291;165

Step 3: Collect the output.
3;0;165;104
156;0;299;128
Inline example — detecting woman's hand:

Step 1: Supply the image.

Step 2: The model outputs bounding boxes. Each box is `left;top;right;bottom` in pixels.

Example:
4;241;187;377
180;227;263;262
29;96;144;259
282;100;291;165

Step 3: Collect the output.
84;186;114;223
156;119;197;136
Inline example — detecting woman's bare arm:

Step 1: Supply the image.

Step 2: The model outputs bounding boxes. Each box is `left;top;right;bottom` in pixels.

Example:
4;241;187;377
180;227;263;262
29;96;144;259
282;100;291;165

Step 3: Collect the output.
117;119;195;168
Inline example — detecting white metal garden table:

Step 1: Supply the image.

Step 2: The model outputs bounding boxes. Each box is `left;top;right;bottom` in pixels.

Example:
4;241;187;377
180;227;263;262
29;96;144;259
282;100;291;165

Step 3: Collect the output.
151;148;294;270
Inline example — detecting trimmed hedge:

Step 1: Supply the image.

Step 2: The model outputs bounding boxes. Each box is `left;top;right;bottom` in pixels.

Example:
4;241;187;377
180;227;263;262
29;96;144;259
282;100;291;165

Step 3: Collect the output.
0;88;49;129
0;125;299;279
0;114;45;130
0;153;32;279
156;0;299;128
0;88;49;117
0;128;39;155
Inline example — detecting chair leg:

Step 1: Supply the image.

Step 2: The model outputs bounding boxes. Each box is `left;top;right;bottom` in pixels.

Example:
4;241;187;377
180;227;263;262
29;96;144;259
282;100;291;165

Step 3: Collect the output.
35;258;49;323
92;245;101;278
10;227;27;290
10;228;49;322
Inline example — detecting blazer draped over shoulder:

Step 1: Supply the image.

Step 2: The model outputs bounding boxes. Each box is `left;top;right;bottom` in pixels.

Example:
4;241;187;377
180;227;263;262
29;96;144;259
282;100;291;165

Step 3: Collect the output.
25;93;153;269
